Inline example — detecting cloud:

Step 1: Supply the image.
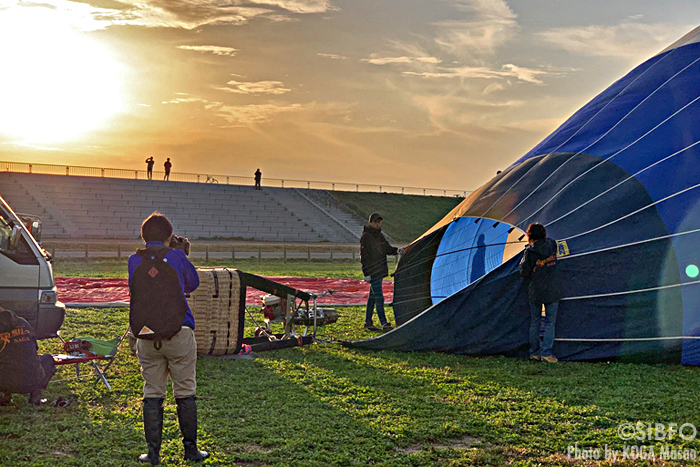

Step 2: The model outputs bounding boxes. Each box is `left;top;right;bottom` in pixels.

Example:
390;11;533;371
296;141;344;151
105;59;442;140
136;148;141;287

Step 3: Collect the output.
318;53;347;60
446;0;517;18
177;45;238;56
214;103;303;125
3;0;333;31
433;0;519;58
482;82;504;94
213;80;291;95
161;97;207;104
361;41;444;77
115;0;334;28
500;64;548;84
403;64;549;84
403;91;545;147
250;0;333;14
264;14;299;23
0;0;124;31
6;141;64;151
159;94;302;125
113;2;270;29
362;55;441;66
536;19;690;60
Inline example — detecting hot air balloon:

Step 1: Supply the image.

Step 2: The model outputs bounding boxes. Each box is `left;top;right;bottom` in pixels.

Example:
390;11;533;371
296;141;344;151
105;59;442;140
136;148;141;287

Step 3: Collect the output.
353;27;700;365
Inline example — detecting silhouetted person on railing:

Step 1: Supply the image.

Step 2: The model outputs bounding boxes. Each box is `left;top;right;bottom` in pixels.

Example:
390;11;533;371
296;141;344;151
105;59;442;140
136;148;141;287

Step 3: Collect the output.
254;168;262;190
164;158;172;181
145;157;155;180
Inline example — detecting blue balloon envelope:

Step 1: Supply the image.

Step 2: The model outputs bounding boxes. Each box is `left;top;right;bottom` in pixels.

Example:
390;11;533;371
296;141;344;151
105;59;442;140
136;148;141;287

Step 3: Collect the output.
353;27;700;364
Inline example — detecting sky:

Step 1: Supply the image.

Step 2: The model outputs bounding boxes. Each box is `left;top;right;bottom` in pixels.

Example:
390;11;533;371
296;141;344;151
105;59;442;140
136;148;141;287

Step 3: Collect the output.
0;0;699;192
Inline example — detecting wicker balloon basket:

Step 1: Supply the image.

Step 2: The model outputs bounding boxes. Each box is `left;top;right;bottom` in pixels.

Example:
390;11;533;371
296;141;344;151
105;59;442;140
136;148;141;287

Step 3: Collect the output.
187;268;245;356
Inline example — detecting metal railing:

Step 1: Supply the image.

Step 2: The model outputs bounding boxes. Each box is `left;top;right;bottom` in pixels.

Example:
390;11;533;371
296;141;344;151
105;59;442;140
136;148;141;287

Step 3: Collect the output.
43;241;406;264
0;160;471;198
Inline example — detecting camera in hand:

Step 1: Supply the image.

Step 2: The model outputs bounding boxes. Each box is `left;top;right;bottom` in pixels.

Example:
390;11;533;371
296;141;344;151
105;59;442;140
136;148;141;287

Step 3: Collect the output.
169;235;191;256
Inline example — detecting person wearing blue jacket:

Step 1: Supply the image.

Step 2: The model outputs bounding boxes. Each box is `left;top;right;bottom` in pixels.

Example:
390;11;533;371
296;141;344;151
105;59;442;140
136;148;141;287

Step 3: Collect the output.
519;223;561;363
128;213;208;464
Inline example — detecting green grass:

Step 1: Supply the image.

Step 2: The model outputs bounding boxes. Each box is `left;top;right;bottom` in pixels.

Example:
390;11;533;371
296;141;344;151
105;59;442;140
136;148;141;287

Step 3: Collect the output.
3;261;700;466
331;192;461;244
3;306;700;466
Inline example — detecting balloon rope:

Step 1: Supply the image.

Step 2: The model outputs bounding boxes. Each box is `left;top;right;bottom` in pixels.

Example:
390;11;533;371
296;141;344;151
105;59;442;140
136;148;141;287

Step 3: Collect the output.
561;278;700;301
556;336;700;342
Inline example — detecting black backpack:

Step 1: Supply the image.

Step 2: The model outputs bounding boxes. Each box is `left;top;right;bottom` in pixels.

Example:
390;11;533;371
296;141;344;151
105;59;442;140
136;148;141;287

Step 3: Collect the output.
129;246;188;348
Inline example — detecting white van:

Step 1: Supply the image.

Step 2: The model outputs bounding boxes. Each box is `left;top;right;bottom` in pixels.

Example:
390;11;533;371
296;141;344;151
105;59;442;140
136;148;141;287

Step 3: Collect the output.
0;195;65;339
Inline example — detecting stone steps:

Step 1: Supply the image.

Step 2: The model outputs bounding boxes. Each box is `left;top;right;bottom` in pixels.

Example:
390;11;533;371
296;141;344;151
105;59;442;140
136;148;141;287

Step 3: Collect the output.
0;173;350;242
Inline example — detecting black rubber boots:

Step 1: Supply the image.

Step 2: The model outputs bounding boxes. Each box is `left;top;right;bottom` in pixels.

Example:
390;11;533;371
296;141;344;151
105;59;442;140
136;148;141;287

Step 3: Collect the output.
176;396;210;462
138;398;164;465
139;396;209;464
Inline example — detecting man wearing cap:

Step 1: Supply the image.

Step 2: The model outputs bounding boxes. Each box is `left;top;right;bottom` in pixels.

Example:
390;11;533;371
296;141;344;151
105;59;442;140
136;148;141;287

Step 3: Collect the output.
360;213;403;331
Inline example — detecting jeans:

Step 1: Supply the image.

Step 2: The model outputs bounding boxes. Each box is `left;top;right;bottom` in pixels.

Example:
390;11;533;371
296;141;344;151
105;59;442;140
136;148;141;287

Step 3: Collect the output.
365;277;388;326
529;301;559;357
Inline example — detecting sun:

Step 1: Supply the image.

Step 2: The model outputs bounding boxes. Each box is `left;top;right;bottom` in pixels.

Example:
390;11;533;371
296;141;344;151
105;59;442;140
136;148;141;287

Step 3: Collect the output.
0;7;123;143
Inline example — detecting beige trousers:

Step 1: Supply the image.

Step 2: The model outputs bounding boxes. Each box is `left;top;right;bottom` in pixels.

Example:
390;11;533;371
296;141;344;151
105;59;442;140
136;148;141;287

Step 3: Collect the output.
136;327;197;399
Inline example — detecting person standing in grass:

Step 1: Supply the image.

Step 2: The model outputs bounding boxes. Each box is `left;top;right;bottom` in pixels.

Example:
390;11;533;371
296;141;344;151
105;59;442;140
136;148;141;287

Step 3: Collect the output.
361;213;402;331
519;222;561;363
128;213;208;464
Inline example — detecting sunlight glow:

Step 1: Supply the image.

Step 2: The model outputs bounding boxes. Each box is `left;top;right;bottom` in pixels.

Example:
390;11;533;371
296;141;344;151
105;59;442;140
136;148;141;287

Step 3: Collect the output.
0;7;123;143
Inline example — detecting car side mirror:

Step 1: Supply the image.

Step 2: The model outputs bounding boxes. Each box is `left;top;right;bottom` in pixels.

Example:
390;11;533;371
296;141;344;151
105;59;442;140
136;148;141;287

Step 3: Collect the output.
17;214;42;242
29;220;41;242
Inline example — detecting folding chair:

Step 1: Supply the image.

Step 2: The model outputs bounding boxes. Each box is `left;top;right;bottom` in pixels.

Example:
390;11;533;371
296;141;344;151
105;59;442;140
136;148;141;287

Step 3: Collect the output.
52;328;129;390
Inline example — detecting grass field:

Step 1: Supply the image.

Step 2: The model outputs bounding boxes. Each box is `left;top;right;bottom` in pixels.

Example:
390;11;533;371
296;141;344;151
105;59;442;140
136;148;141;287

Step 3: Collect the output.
331;192;461;244
2;261;700;466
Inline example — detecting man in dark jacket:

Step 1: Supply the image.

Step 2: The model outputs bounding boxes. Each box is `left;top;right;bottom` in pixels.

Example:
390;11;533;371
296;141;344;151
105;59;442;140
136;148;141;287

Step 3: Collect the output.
519;223;561;363
361;213;402;331
0;306;56;405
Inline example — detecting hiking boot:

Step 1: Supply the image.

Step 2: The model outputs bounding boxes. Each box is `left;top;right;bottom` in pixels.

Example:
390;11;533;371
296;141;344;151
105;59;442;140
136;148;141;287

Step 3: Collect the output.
363;324;380;331
529;354;541;361
381;323;393;331
541;355;558;363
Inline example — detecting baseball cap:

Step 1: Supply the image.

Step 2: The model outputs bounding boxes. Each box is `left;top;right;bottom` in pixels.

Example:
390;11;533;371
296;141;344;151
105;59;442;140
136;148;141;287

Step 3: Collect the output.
369;213;383;222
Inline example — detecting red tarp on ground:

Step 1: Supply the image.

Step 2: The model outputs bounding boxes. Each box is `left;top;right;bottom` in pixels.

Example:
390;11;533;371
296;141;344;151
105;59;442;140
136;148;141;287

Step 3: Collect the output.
56;276;394;306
